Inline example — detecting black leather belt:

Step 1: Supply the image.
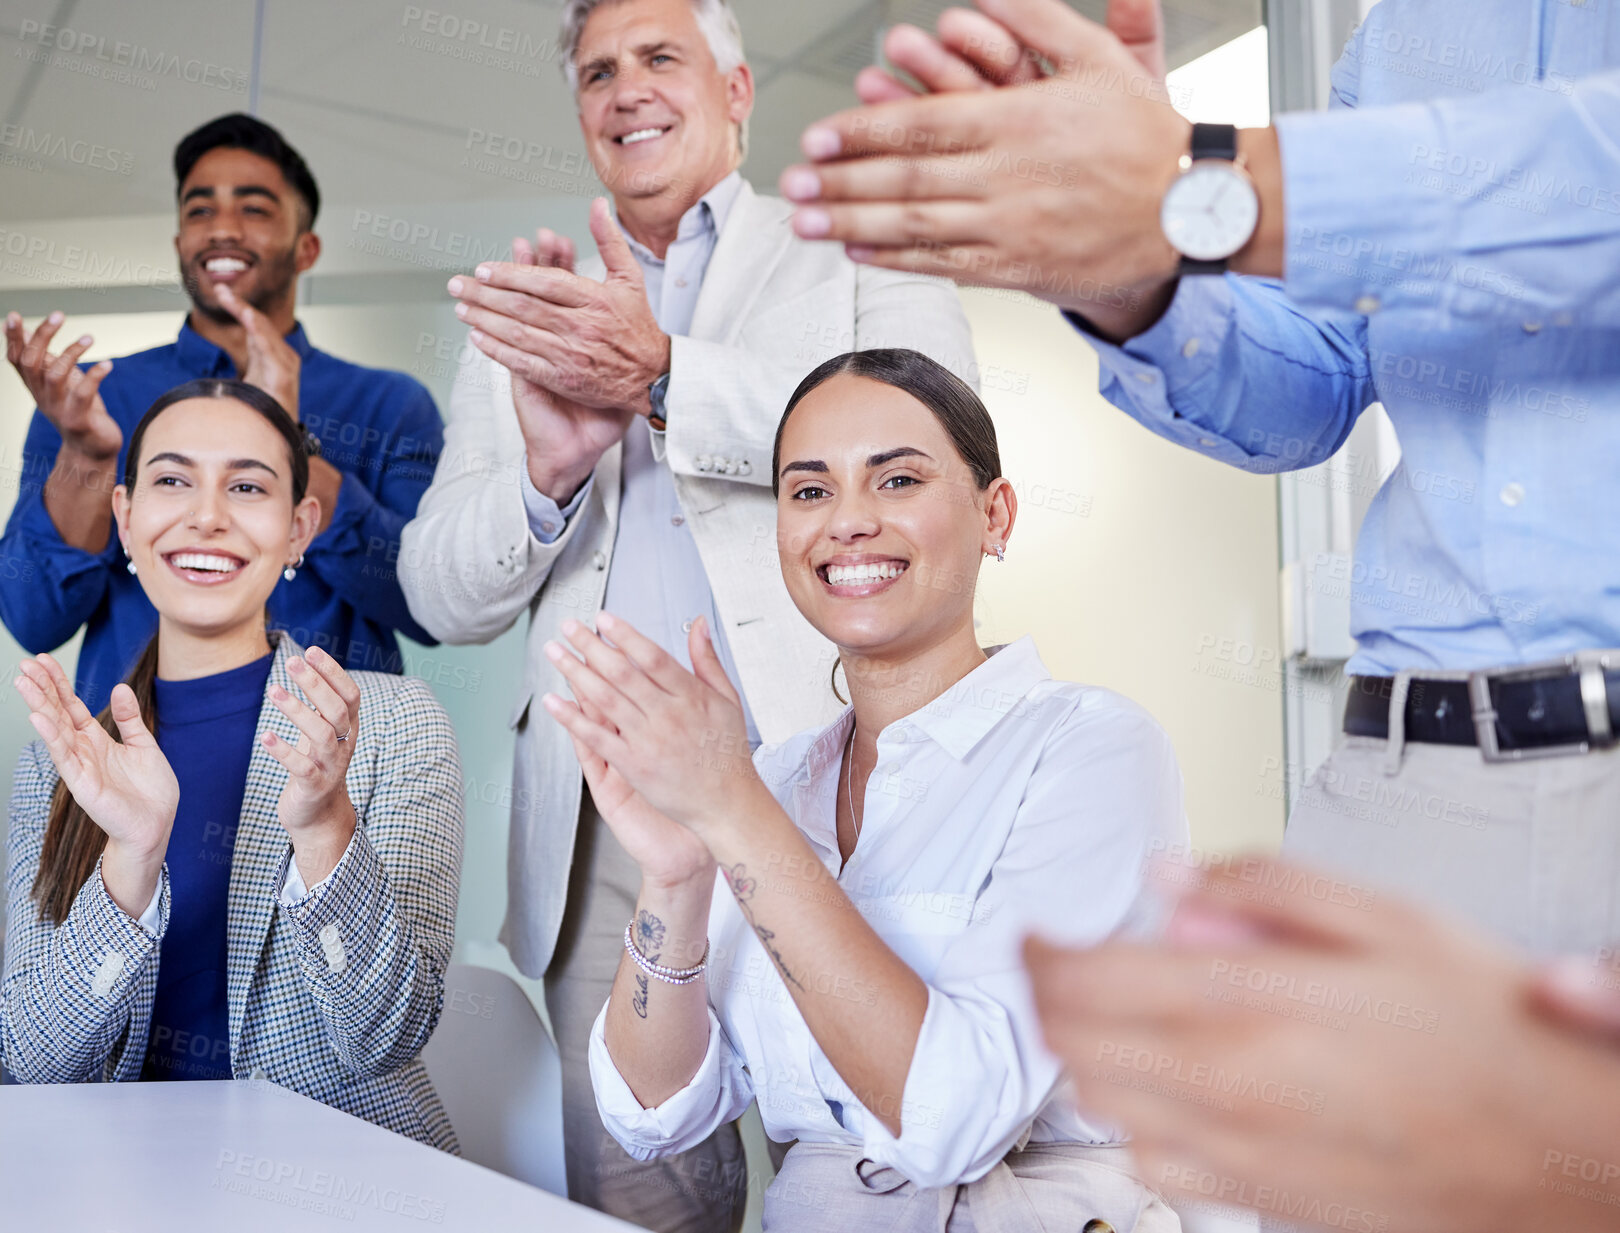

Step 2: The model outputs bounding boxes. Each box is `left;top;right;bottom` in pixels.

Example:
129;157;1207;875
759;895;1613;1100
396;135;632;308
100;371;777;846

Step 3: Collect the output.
1344;652;1620;761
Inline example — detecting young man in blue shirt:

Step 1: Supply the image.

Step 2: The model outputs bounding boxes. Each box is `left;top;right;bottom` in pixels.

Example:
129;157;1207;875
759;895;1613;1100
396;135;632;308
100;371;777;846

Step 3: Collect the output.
2;113;442;712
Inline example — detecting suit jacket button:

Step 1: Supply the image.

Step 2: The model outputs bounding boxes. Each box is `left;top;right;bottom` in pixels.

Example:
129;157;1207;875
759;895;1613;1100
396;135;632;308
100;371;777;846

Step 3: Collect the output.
593;551;607;571
738;460;753;477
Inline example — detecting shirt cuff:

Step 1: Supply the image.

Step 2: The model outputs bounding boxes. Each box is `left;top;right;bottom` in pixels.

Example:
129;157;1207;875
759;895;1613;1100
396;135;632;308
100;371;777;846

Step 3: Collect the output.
135;881;164;934
587;999;727;1158
520;468;591;544
277;849;335;906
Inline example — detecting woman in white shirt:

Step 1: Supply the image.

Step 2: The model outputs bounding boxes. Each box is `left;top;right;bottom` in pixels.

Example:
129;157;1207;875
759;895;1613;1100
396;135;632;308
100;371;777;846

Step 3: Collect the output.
541;348;1187;1231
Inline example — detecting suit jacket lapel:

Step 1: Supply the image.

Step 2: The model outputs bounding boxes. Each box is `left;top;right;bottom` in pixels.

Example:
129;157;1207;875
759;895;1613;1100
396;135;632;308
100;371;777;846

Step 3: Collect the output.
226;633;301;1059
688;180;794;342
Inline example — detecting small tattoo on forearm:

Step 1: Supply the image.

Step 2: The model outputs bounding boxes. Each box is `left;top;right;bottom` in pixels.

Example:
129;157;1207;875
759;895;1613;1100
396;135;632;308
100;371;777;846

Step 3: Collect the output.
632;909;664;1022
723;863;804;992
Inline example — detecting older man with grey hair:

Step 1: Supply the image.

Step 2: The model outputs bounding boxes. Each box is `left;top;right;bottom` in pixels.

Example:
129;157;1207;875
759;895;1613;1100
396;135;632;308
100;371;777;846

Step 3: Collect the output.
400;0;978;1227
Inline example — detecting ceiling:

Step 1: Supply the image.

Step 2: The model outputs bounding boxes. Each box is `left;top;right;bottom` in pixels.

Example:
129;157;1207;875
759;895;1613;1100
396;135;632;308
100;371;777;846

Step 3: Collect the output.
0;0;1262;228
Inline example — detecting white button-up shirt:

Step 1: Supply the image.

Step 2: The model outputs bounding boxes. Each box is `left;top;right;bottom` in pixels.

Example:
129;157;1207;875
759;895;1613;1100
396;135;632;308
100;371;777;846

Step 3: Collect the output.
589;638;1188;1188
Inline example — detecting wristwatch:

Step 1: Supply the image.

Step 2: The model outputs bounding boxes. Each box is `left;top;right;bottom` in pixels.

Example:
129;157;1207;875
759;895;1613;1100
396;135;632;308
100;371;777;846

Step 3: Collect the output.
647;371;671;431
1161;122;1260;276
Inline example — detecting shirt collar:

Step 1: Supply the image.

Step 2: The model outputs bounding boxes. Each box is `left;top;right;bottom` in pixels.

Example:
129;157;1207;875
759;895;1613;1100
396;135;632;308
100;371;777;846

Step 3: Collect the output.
619;170;745;265
791;636;1052;784
176;318;313;375
905;637;1051;760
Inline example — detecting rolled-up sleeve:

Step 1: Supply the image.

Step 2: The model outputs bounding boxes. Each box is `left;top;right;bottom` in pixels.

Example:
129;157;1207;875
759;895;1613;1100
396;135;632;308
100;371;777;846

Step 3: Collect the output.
587;1001;755;1161
1278;64;1620;326
846;701;1188;1189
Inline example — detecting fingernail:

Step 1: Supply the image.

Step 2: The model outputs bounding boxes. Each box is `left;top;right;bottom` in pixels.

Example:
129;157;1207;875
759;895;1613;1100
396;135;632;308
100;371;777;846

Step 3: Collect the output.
846;245;876;263
597;611;617;629
47;311;63;324
288;657;304;672
468;328;484;344
794;209;831;238
781;168;821;201
474;265;492;281
544;641;565;661
802;127;840;160
447;277;463;296
454;303;468;319
561;619;582;635
78;335;92;346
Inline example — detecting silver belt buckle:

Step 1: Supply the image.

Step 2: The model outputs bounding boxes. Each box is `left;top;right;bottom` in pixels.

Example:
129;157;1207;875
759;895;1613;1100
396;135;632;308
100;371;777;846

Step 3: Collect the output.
1467;651;1616;763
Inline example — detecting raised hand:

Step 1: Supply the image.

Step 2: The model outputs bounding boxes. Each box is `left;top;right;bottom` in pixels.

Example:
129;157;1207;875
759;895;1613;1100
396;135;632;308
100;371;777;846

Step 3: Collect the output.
15;653;177;914
214;283;302;420
450;197;670;416
541;612;758;840
565;692;715;890
4;311;122;461
262;645;360;884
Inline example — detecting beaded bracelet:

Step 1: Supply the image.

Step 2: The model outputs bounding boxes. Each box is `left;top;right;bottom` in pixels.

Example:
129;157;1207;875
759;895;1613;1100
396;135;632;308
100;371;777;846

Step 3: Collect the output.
623;922;710;986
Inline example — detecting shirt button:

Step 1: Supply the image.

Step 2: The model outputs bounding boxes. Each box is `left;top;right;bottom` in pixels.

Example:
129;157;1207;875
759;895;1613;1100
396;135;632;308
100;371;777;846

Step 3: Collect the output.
671;514;685;526
1198;437;1217;448
1499;482;1525;507
1522;320;1543;334
1182;338;1201;358
1134;371;1155;383
1354;295;1381;315
682;619;695;634
540;521;557;535
675;277;688;288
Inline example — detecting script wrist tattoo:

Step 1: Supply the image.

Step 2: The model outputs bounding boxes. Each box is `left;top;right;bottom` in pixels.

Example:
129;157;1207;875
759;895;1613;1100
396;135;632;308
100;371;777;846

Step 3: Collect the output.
631;908;666;1021
723;862;804;992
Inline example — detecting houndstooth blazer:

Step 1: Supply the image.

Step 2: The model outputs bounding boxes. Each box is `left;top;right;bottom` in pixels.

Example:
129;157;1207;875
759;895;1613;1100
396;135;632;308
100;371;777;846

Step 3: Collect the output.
1;633;464;1150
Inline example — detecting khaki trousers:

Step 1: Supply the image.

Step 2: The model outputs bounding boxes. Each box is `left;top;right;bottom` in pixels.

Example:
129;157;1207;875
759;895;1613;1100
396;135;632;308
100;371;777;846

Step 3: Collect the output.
1283;734;1620;957
762;1139;1180;1233
544;794;747;1232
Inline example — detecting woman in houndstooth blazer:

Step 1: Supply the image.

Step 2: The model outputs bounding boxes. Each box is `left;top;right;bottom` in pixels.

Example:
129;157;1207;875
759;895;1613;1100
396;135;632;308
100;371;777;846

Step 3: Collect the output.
1;378;463;1150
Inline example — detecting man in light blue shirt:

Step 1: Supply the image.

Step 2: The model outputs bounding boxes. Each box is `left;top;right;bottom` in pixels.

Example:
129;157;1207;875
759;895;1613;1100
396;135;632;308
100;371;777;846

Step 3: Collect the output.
778;0;1620;958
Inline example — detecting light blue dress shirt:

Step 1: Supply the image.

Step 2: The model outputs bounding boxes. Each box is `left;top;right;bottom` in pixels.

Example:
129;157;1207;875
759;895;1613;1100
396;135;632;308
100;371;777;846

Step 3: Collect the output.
521;172;759;740
1085;0;1620;677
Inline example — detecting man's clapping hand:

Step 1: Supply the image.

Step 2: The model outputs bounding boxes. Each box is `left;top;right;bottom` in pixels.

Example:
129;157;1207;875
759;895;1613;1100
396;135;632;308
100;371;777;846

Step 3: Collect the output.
450;197;670;417
4;311;122;463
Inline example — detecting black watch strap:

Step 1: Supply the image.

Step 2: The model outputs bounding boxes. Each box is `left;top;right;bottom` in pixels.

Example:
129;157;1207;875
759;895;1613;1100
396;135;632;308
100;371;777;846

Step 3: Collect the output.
1179;123;1241;276
1191;121;1238;162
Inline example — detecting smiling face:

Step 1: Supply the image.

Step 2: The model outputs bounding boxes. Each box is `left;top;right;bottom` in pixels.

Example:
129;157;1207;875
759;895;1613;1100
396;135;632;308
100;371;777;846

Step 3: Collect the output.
112;397;320;644
175;146;319;323
775;373;1016;660
573;0;753;205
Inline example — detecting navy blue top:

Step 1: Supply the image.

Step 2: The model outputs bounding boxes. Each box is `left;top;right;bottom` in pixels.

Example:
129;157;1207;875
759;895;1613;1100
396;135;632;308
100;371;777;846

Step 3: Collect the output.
0;320;442;713
141;651;274;1082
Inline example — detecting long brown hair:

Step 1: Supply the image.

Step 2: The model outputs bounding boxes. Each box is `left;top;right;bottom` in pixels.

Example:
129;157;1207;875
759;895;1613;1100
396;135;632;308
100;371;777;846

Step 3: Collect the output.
30;379;309;924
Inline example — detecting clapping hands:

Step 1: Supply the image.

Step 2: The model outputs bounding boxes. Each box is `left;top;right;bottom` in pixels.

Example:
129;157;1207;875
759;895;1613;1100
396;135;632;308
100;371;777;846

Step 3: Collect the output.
15;653;177;915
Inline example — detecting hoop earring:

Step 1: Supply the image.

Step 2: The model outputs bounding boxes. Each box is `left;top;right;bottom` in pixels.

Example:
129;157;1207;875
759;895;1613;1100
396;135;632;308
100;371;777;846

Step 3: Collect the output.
830;657;848;706
283;553;305;583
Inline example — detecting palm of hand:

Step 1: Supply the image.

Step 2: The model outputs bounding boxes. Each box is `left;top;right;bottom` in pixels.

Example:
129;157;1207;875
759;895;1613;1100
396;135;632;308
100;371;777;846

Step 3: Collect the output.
579;742;712;885
512;373;633;457
59;721;179;851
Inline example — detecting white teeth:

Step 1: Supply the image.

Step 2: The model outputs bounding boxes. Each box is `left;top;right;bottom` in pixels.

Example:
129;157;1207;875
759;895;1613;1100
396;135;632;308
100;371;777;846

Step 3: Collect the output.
825;561;906;586
620;127;665;145
205;257;247;274
171;552;243;574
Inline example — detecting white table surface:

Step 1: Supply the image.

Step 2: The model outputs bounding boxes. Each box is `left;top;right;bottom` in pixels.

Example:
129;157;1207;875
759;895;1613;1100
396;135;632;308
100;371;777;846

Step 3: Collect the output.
0;1078;635;1231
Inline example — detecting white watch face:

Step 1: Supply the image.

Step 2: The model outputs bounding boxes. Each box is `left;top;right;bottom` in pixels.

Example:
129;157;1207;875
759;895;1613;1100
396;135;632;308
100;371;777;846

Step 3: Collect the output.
1161;161;1261;263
